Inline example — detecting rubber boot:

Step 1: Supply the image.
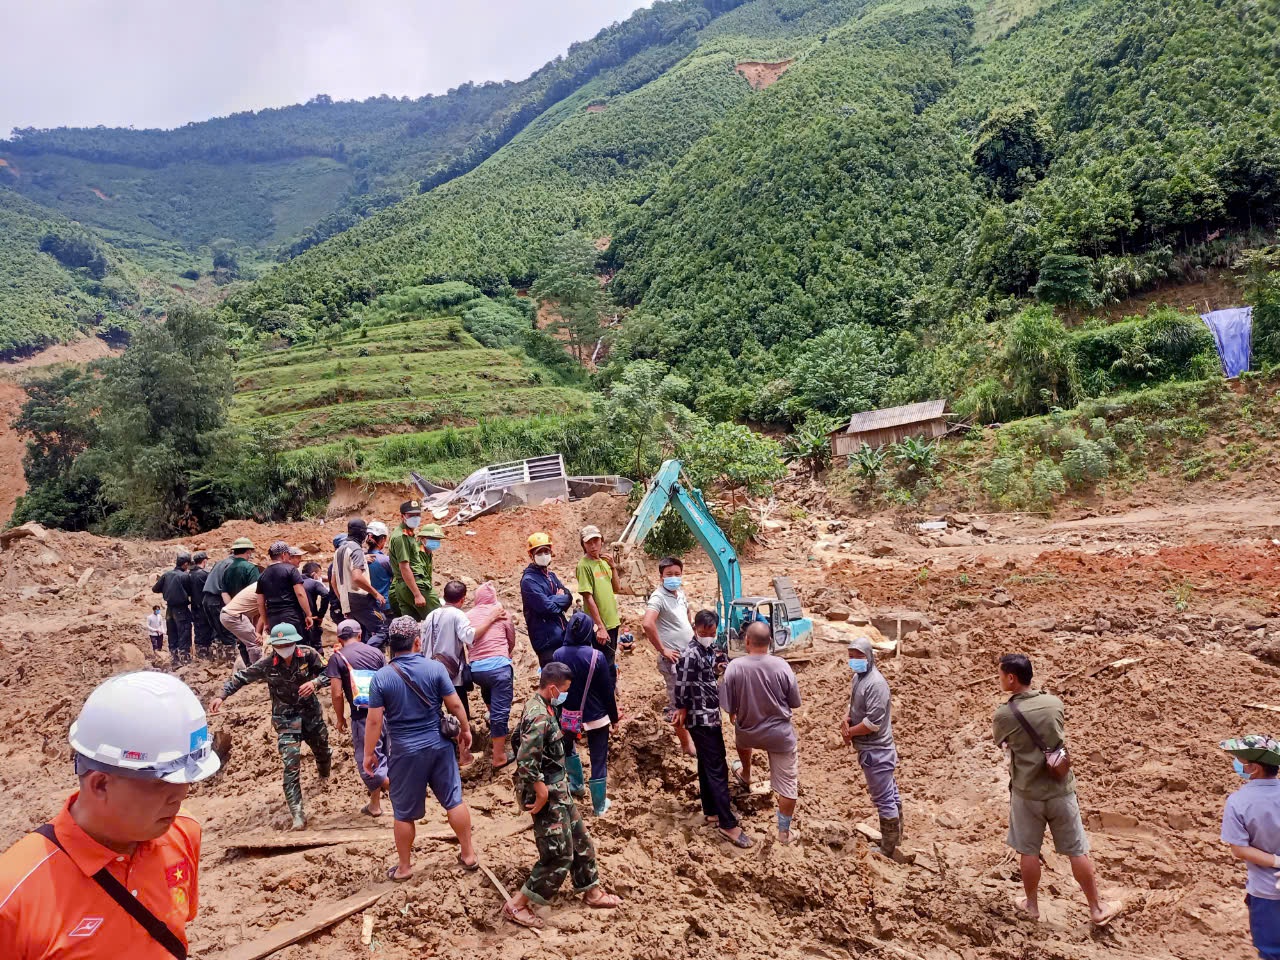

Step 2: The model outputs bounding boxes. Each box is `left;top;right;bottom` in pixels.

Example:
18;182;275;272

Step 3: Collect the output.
877;816;902;860
588;778;611;816
565;752;588;800
290;804;307;831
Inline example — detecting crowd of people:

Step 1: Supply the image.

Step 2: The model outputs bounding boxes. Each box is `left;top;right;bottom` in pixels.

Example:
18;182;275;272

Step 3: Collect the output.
3;509;1279;956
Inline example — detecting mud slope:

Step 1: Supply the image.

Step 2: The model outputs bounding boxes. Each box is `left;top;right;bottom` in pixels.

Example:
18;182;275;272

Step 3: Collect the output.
0;491;1275;960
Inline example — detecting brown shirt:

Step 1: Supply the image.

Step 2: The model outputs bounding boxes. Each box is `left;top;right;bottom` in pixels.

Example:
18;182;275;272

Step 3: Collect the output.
993;689;1075;801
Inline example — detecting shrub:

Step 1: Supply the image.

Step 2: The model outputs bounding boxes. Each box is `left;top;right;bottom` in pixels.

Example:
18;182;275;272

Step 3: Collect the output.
982;456;1019;499
1060;439;1111;486
1029;459;1066;503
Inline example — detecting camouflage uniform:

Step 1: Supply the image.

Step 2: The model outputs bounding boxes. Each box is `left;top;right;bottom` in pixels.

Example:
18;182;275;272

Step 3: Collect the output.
220;646;332;820
513;693;600;905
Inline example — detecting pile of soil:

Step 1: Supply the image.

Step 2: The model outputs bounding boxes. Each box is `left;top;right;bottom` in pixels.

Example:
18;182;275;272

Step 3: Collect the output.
0;492;1274;959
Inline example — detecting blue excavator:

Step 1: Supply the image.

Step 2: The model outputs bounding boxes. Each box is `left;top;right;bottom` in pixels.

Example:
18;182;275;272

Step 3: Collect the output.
615;459;814;657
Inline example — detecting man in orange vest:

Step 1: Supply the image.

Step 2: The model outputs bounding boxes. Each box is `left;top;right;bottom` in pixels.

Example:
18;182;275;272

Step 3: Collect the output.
0;671;221;958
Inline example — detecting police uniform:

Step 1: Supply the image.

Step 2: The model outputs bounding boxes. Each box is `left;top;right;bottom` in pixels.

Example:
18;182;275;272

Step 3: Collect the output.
512;693;600;904
220;647;332;820
388;501;439;621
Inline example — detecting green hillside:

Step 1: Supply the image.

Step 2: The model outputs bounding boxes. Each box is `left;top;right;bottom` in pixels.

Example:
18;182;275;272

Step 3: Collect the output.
219;0;1280;428
230;284;592;477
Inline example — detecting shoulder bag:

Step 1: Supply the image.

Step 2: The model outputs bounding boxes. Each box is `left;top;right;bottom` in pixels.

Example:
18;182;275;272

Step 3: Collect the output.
560;650;598;735
1006;698;1072;782
391;661;461;741
34;823;187;959
332;648;375;708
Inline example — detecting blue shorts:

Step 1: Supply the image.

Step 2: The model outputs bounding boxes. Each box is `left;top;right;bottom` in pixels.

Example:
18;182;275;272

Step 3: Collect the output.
387;741;462;821
471;666;514;738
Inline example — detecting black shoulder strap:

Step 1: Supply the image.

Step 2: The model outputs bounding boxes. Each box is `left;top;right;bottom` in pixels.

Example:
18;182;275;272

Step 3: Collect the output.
1006;698;1049;753
35;823;188;959
391;662;435;710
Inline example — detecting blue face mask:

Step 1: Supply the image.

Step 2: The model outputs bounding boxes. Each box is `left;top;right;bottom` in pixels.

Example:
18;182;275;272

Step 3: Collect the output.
424;539;441;551
1234;758;1252;780
848;658;869;674
663;576;682;591
552;691;569;706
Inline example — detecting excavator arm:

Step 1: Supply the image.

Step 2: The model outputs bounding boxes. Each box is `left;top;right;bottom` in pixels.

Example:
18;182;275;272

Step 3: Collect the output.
617;459;743;629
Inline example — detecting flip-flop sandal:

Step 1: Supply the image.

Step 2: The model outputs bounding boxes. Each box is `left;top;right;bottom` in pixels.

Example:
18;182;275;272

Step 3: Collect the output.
360;804;384;818
502;899;544;929
457;854;480;872
731;770;751;791
720;829;754;848
386;866;412;883
583;891;622;909
493;752;516;771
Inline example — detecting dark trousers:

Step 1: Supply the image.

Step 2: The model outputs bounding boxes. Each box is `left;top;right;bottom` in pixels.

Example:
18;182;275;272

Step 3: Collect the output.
166;608;193;661
585;726;610;781
535;647;558;668
1249;894;1280;959
203;594;233;647
595;626;619;669
689;724;737;830
267;610;306;636
346;593;385;647
192;601;214;653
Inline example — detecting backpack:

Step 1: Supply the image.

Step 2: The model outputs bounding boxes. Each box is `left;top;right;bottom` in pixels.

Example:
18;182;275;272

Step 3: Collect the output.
333;648;375;708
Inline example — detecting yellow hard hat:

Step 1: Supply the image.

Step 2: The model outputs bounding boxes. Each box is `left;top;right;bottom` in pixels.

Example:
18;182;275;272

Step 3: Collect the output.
527;532;552;551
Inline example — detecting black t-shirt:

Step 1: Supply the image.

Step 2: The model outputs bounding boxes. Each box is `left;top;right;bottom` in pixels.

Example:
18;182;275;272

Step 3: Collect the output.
256;562;305;619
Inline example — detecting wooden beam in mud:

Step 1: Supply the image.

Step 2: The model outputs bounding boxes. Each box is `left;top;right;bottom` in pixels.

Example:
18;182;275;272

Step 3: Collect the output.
208;886;391;960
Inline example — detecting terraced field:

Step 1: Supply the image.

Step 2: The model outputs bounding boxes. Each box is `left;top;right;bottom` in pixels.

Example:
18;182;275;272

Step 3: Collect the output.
231;314;590;451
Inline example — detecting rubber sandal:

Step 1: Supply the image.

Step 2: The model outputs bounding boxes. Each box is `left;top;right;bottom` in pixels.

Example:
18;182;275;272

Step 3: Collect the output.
503;899;544;929
457;854;480;872
360;804;384;818
386;865;412;883
583;890;622;909
720;828;754;848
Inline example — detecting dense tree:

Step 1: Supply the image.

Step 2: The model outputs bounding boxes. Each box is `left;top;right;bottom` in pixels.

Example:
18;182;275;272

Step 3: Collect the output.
972;103;1053;201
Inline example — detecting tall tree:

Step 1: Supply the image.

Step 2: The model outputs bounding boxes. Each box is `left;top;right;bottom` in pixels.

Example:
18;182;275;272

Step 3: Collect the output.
531;232;605;363
87;307;234;533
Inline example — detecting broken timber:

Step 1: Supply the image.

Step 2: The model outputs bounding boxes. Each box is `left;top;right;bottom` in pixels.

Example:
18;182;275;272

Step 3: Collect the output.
208;886;391;960
1246;702;1280;715
854;821;938;874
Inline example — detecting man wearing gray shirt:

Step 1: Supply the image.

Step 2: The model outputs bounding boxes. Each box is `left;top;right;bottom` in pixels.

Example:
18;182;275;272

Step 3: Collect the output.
722;621;802;844
842;635;903;859
644;556;696;757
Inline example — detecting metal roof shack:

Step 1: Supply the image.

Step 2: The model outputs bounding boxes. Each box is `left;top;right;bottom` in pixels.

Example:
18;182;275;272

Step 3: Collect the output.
829;400;948;456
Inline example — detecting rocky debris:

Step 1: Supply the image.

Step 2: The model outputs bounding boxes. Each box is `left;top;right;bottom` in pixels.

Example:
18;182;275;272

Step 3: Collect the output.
0;522;49;549
869;542;895;557
869;610;931;641
977;589;1013;609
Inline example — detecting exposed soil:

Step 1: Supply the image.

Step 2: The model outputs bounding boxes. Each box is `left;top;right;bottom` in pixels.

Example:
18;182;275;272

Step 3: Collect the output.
735;59;794;90
0;337;123;526
0;476;1274;959
0;380;27;524
586;103;608;113
89;187;110;201
1089;267;1242;322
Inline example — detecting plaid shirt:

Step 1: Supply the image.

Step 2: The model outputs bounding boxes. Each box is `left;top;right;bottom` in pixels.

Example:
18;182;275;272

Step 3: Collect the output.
674;640;723;728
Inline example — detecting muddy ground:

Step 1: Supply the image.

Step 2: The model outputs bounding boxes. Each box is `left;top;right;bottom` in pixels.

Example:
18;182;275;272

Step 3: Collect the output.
0;483;1276;960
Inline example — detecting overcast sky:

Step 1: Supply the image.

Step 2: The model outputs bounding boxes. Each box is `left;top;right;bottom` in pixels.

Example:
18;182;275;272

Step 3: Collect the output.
0;0;651;136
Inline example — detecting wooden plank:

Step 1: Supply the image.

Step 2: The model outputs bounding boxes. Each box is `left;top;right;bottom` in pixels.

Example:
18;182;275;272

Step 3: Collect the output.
479;862;513;902
210;886;391;960
224;828;391;852
1086;656;1143;678
1246;702;1280;715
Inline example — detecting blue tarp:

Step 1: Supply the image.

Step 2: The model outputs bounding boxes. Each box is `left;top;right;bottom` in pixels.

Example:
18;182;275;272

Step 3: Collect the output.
1200;307;1253;378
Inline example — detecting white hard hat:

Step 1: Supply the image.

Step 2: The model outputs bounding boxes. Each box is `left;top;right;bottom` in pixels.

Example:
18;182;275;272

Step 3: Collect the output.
367;520;389;538
69;672;221;783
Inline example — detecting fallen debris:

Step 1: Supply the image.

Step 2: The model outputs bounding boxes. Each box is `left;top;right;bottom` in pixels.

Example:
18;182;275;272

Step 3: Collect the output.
208;885;392;960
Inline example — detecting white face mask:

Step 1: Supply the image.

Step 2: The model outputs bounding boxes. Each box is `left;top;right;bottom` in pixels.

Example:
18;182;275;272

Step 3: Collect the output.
274;644;296;659
695;634;716;649
404;516;422;530
534;551;552;568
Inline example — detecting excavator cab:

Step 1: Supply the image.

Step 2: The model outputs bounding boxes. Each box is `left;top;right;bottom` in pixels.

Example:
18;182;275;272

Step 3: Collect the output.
724;580;813;659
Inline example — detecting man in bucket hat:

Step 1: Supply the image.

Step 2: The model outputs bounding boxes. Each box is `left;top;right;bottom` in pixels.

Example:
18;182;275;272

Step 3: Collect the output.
0;672;220;958
211;623;332;830
1221;734;1280;958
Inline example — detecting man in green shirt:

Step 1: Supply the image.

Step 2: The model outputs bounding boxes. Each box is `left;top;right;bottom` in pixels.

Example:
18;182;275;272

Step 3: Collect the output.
993;653;1117;926
575;525;621;667
222;537;262;599
389;500;440;620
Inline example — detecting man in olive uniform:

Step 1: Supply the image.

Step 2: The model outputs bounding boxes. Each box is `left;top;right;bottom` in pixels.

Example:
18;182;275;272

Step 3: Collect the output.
389;500;441;620
502;662;621;929
210;623;332;830
152;550;195;665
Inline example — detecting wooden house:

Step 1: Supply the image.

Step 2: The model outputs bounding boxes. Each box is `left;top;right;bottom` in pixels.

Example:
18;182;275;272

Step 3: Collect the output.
829;400;948;456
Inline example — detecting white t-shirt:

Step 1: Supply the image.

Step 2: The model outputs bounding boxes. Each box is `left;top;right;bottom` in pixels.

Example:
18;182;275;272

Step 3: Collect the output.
647;587;693;652
420;605;475;686
146;612;165;635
